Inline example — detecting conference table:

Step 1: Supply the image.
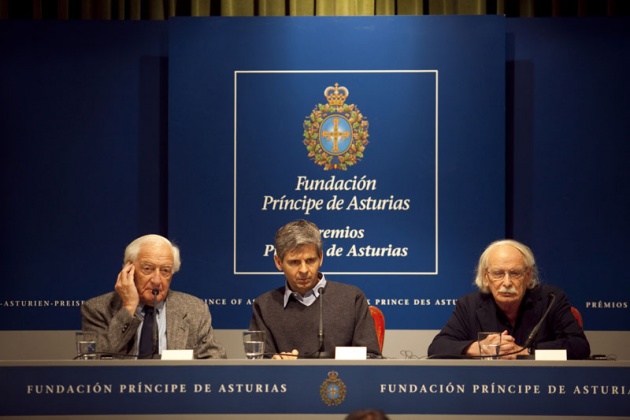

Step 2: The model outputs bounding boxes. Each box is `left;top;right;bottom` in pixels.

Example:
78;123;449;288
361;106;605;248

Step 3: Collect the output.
1;358;628;419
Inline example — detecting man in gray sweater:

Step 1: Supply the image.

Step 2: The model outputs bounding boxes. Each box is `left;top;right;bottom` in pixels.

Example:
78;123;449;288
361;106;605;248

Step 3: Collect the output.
250;219;381;359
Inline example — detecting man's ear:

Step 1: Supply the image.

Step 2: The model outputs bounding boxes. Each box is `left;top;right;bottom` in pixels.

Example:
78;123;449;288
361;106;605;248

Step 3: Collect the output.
524;267;533;288
273;254;283;271
481;273;489;289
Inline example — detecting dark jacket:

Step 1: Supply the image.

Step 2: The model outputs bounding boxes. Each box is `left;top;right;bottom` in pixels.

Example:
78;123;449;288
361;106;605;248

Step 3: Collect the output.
428;284;590;359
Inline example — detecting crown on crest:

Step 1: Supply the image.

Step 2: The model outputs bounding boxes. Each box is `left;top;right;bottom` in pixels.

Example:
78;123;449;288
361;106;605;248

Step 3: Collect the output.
324;83;349;106
327;371;339;380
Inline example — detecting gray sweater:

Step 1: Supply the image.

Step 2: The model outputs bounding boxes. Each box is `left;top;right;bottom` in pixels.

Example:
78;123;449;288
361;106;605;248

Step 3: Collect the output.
250;280;381;357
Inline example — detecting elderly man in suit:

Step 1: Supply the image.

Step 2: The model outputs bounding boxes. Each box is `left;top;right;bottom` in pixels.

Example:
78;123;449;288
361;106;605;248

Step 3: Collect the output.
81;234;226;359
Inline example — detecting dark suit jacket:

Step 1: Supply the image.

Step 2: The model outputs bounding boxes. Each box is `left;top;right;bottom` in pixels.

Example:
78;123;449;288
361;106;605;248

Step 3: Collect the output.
81;290;226;359
427;284;590;360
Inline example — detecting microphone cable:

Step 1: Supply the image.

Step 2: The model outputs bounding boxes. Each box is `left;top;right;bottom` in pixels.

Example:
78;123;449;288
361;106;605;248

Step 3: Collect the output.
73;351;158;360
151;290;159;357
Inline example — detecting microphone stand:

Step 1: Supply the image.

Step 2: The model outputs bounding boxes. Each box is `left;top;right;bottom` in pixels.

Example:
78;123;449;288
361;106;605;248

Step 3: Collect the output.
151;290;159;359
303;287;333;359
317;286;324;354
508;293;557;359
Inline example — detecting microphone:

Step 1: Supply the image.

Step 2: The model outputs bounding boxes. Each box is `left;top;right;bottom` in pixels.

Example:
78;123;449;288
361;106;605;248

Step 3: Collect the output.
302;286;333;359
522;293;556;350
317;286;325;351
151;290;159;358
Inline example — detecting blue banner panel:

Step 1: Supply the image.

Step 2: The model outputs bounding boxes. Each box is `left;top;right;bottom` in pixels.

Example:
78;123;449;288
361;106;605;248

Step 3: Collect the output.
0;22;168;330
168;16;505;330
1;361;628;417
506;18;630;331
235;71;437;275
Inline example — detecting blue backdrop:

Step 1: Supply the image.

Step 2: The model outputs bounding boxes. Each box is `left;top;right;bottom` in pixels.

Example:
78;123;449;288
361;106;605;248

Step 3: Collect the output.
168;16;505;329
0;17;628;332
506;18;630;330
0;21;169;329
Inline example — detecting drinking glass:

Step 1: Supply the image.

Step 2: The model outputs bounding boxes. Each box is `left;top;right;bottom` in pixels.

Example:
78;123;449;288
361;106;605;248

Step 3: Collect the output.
75;331;97;360
243;331;266;359
478;331;501;360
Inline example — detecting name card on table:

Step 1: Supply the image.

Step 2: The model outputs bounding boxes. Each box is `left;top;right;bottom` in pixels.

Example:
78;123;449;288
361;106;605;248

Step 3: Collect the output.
161;350;194;360
335;346;367;360
535;349;567;361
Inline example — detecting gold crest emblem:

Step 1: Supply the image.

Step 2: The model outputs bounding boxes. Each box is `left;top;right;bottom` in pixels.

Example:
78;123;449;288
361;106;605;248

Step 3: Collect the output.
303;83;370;170
320;370;347;406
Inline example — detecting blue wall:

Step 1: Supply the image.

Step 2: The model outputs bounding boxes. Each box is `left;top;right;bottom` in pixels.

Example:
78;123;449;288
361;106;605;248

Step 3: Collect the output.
167;16;506;330
506;18;630;329
0;17;628;331
0;21;169;327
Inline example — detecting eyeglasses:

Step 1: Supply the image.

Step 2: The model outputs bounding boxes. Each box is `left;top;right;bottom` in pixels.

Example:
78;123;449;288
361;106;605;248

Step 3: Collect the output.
486;268;527;282
139;263;173;278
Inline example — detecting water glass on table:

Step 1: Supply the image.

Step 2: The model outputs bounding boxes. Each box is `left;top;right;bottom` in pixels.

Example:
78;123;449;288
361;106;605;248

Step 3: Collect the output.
75;331;97;360
478;331;501;360
243;331;266;359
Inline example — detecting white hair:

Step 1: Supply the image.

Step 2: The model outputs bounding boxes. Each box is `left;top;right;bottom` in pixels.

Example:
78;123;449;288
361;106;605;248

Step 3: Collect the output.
474;239;539;293
123;234;181;273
